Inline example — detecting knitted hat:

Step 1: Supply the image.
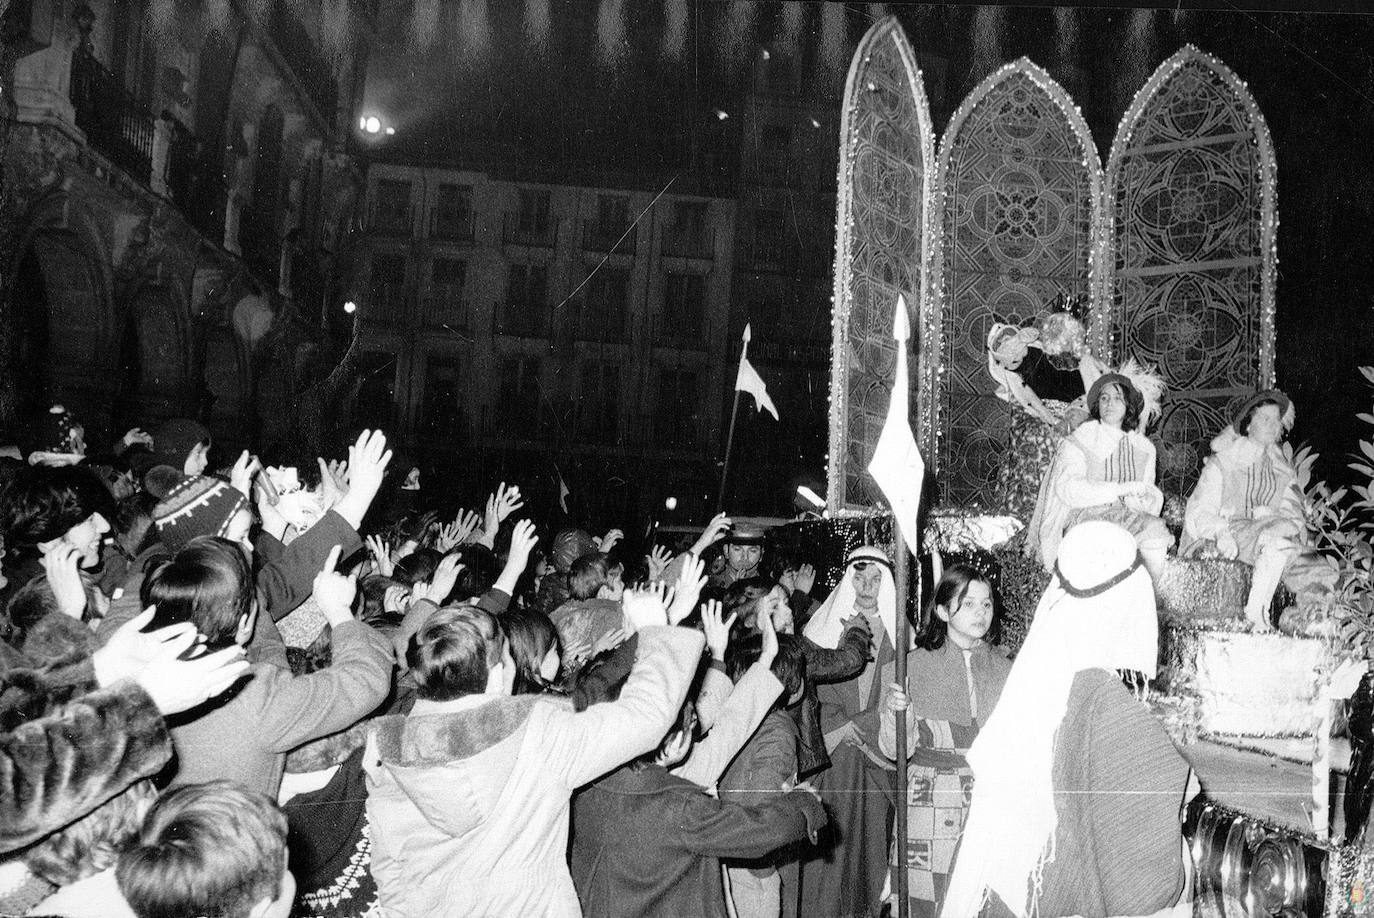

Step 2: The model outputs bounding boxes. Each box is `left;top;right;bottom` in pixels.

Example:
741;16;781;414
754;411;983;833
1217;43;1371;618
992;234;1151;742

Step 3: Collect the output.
151;419;212;473
32;405;82;457
1232;389;1295;432
153;475;249;552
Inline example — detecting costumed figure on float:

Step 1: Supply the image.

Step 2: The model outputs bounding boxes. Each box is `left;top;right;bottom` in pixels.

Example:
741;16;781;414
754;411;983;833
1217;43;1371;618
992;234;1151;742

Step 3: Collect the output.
797;546;902;918
987;305;1106;520
941;521;1192;918
1026;366;1172;583
1181;389;1308;628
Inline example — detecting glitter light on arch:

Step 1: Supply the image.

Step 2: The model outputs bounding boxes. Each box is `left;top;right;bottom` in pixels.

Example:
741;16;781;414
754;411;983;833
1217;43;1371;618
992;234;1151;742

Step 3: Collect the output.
826;16;936;513
928;59;1104;508
1102;45;1278;497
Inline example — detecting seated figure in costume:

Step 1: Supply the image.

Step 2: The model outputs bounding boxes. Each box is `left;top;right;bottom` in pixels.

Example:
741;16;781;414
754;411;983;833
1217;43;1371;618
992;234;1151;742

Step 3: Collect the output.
941;521;1192;918
1182;389;1305;628
798;547;904;918
1028;368;1172;583
987;315;1105;519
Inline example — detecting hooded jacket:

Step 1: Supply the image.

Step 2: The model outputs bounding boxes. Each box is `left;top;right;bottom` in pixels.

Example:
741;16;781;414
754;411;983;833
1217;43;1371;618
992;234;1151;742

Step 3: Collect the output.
362;625;705;918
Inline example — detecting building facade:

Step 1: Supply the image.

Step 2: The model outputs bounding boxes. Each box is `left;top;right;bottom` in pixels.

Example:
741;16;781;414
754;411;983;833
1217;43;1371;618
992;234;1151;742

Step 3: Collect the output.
0;0;373;458
351;163;736;521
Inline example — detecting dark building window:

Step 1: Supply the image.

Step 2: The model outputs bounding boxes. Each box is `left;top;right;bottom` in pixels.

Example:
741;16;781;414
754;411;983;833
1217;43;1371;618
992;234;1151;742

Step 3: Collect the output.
580;266;628;340
420;357;464;445
517;188;551;234
656;367;701;448
496;356;542;436
433;183;474;240
425;258;467;327
662;272;705;340
579;361;620;442
369;253;407;316
499;263;549;337
374;179;412;235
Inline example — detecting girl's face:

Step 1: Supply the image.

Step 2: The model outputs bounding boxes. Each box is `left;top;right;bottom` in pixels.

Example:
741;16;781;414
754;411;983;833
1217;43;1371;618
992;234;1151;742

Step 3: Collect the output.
767;585;794;634
1247;403;1283;446
1097;383;1128;429
184;441;210;477
539;645;560;683
939;579;994;649
60;512;110;568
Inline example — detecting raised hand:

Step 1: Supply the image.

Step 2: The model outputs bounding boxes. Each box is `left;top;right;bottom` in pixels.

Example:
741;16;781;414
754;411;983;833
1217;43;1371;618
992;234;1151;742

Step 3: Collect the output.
758;595;778;665
793;563;816;595
365;534;395;577
691;513;732;556
135;641;250;716
621;586;669;632
700;599;736;662
312;545;358;625
334;431;393;528
229;450;256;496
508;519;539;563
645;545;672;581
597;529;624;553
120;427;153;450
414;553;465;605
667;554;707;625
317;457;346;509
451;509;482;547
41;544;86;619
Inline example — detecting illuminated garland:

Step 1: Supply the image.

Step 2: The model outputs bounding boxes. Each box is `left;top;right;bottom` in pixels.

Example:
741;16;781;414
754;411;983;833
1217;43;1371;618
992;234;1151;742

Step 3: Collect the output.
826;15;936;513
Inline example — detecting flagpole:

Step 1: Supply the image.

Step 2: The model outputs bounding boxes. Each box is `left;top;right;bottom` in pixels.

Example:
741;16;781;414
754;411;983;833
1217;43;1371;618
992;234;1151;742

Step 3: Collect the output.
716;386;742;514
893;523;910;918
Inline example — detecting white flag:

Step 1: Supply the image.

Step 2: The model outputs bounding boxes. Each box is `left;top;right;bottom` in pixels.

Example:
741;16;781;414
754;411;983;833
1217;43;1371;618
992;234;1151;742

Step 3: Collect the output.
556;468;570;514
866;295;924;551
734;323;778;420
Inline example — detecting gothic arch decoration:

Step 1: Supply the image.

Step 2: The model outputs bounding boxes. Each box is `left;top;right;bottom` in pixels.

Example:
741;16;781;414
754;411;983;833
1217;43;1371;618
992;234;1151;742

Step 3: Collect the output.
120;282;193;423
930;59;1103;508
1103;46;1277;496
826;17;935;513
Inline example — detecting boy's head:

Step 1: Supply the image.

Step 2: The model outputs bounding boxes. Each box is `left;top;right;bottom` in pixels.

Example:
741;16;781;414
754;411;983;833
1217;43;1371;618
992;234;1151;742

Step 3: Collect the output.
569;553;609;601
143;536;255;651
117;781;293;918
408;605;512;700
0;465;113;567
24;779;156;888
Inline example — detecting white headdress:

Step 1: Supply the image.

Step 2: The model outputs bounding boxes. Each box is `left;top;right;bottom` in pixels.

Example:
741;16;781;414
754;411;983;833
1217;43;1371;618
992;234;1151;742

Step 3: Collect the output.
802;545;899;649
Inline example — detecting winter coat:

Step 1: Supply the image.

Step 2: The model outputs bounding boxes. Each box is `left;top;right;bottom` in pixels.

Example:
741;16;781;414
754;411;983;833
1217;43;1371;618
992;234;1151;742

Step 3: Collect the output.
1;639;169;853
571;762;826;918
362;625;705;918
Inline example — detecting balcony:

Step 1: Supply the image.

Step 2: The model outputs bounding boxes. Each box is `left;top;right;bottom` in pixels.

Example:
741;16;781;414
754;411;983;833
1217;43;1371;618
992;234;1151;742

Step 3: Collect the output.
430;210;475;244
420;288;470;331
493;300;551;339
503;213;558;249
581;220;636;255
69;48;155;183
267;0;339;122
660;226;715;260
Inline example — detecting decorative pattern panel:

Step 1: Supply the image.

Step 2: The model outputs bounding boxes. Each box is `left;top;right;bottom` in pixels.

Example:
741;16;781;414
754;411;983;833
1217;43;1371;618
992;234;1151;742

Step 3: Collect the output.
1105;46;1277;497
930;60;1102;508
827;17;935;512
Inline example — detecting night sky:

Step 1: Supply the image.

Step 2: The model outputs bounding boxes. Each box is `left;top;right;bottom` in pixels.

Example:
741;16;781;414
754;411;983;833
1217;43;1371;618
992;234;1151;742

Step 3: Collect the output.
363;1;1374;488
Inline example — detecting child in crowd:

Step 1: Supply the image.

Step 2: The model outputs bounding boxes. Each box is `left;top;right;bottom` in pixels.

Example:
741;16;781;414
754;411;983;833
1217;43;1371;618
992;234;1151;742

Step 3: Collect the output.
570;630;826;918
142;538;392;793
879;564;1012;918
117;781;295;918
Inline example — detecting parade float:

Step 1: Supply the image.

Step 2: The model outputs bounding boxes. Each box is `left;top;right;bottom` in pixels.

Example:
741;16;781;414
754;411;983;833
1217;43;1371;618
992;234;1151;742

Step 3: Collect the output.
782;16;1374;918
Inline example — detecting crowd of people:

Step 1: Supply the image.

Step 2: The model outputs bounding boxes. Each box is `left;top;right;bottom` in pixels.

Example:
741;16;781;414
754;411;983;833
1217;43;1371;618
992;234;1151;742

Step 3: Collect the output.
1;385;1280;918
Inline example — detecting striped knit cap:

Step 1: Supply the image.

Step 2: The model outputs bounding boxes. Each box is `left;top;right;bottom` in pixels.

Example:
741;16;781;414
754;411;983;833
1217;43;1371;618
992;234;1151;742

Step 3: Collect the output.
153;475;249;552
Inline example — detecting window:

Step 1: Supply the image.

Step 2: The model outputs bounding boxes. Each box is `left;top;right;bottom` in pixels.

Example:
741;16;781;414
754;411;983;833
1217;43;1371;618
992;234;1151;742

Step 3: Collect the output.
374;179;412;235
433;183;473;240
496;357;542;436
663;201;713;258
369;254;407;316
581;266;628;339
426;258;467;327
596;195;630;232
420;357;464;444
673;201;708;236
662;272;705;340
501;264;549;336
656;367;701;448
579;361;620;442
517;188;550;234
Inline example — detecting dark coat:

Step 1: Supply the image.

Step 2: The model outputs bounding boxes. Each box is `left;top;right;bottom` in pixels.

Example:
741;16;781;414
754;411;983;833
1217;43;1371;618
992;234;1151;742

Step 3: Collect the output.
794;620;871;777
571;763;827;918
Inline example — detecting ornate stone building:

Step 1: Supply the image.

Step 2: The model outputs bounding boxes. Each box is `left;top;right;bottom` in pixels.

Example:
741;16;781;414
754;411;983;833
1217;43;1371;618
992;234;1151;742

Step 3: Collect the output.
0;0;373;458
